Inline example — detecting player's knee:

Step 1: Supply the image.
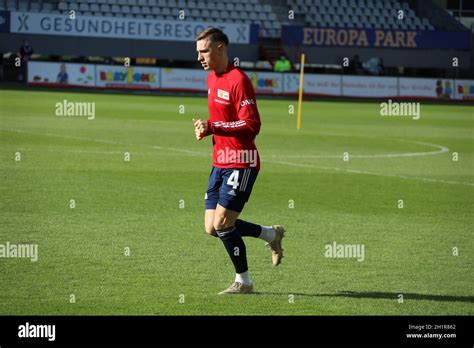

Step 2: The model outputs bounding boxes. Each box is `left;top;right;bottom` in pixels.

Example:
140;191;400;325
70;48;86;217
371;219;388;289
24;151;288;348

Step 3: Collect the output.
213;216;232;232
205;224;216;236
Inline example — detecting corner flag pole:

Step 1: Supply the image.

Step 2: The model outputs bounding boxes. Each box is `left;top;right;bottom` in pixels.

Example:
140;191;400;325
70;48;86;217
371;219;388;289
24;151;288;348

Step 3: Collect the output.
297;53;305;130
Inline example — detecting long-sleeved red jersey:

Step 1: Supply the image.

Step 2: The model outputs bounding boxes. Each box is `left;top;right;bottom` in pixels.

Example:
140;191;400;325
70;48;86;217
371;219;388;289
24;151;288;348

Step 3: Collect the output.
205;63;261;170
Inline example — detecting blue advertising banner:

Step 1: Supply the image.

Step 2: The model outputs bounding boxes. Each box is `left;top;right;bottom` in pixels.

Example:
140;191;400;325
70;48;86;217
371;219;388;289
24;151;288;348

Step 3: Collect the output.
9;11;258;44
0;11;10;33
282;25;471;50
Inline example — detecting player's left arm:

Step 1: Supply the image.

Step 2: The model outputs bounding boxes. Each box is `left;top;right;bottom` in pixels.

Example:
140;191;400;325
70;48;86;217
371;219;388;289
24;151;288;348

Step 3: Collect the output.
207;77;261;137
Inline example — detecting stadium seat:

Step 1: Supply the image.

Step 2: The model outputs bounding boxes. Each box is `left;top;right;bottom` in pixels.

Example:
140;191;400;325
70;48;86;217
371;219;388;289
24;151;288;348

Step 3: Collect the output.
30;3;40;12
41;2;53;12
18;2;29;11
6;0;16;10
336;7;345;15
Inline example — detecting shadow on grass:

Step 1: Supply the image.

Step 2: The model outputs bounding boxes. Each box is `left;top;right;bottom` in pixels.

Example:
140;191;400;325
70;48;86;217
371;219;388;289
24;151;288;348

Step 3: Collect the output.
253;291;474;303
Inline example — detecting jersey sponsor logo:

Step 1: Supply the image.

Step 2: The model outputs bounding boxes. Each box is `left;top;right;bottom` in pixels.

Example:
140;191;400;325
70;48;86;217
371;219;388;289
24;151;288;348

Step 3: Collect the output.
240;99;255;106
214;98;231;105
217;89;230;100
227;189;236;196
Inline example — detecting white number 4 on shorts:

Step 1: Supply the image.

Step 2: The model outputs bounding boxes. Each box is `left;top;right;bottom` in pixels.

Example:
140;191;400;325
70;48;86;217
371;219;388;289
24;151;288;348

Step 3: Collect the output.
227;170;240;189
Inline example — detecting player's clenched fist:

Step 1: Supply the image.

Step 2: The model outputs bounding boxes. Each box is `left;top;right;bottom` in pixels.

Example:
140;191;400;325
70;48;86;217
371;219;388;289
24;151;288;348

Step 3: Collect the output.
192;118;208;141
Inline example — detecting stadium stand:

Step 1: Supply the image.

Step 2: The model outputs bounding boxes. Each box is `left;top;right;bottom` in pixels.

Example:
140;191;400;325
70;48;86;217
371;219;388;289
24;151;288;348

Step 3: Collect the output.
0;0;471;77
0;0;437;38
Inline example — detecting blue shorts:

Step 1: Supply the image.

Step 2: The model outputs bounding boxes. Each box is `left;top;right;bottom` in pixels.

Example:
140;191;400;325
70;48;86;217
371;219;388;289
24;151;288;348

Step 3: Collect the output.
204;166;258;213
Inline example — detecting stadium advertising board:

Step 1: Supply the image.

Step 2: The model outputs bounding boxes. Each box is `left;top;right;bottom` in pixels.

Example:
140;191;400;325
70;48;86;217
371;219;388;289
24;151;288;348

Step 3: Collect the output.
95;64;160;89
342;76;398;97
246;71;283;93
160;67;207;90
399;77;455;99
283;73;341;95
28;61;95;87
454;79;474;100
282;26;471;50
28;62;473;100
10;11;257;43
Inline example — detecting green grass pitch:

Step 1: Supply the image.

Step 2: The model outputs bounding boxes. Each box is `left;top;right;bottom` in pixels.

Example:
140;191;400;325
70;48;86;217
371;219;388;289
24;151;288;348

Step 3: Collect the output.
0;89;472;315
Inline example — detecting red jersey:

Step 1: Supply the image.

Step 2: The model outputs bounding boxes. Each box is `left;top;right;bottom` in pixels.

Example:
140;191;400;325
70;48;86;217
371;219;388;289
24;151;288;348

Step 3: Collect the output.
205;63;261;170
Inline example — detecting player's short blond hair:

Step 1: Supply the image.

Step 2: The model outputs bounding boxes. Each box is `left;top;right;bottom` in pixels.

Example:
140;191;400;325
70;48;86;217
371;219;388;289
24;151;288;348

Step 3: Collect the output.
195;27;229;46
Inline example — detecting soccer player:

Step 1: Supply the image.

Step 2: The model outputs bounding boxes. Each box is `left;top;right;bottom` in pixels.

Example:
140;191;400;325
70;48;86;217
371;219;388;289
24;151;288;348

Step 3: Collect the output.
192;28;285;295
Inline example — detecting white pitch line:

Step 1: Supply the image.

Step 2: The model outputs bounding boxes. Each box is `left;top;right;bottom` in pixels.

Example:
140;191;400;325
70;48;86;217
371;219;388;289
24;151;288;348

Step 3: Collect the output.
264;158;474;187
266;139;449;159
1;128;471;187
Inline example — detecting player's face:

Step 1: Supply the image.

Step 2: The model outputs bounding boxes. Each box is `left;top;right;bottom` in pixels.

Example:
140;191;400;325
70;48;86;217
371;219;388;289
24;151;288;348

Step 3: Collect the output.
196;39;223;71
